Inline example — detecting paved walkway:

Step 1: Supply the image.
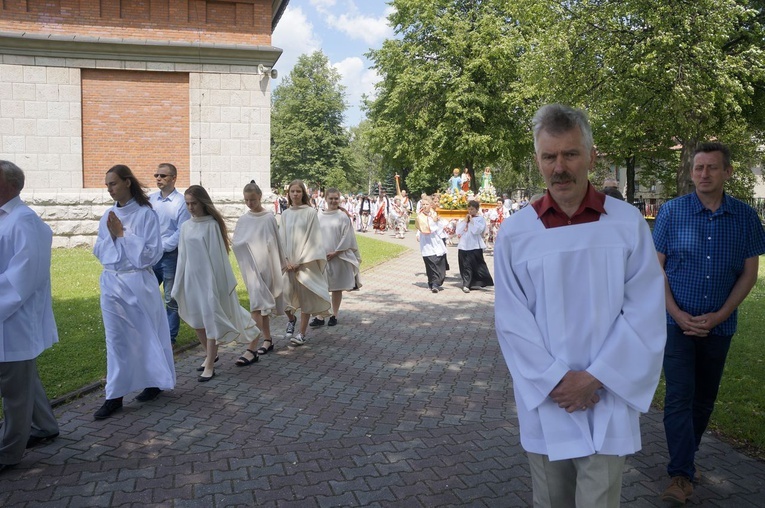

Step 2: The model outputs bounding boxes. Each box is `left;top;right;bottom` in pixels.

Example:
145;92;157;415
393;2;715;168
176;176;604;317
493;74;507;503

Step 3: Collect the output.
2;230;764;506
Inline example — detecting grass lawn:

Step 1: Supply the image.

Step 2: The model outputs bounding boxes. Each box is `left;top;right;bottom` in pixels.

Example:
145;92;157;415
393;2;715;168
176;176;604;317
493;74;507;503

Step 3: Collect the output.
30;234;406;404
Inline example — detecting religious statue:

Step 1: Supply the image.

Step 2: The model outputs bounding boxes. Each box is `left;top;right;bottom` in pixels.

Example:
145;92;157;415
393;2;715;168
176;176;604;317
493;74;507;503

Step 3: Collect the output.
449;168;462;192
480;166;493;190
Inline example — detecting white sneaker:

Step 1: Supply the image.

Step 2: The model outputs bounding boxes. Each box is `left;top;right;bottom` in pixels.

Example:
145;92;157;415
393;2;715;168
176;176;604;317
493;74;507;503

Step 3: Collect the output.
290;333;306;346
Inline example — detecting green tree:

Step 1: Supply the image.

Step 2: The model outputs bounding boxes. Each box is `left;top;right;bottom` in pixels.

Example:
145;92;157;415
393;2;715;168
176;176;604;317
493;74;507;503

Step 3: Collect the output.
271;51;352;190
347;120;385;194
366;0;528;194
516;0;765;199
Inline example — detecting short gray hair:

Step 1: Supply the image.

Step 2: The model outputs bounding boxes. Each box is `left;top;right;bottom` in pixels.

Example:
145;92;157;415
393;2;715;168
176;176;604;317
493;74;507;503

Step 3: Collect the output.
532;104;594;155
0;160;25;192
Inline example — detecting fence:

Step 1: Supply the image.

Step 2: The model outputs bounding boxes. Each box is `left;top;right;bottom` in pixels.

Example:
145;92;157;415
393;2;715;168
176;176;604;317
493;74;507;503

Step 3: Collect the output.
634;197;765;223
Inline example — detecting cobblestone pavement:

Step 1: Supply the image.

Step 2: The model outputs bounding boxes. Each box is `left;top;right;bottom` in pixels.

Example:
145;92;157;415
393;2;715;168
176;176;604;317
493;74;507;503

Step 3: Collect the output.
1;230;763;506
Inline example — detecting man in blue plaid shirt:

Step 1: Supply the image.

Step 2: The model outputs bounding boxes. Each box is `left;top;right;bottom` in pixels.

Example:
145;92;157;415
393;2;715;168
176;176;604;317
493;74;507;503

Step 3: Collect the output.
653;142;765;505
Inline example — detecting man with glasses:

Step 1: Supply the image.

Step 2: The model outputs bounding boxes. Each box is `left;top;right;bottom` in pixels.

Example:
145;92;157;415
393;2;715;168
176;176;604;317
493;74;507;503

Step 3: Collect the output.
149;163;190;350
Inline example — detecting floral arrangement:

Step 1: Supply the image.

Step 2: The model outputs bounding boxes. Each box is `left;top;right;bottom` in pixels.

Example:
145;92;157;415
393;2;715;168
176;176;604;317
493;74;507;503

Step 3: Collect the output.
476;184;498;204
438;185;498;210
439;189;470;209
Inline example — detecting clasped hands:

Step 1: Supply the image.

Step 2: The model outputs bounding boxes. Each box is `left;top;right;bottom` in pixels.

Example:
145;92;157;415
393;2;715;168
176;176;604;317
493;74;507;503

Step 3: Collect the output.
674;310;721;337
106;211;124;239
549;370;603;413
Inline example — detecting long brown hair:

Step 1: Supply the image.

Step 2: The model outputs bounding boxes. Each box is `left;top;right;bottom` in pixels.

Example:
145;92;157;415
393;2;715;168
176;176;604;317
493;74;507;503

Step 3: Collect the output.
286;179;310;206
185;185;230;252
107;164;151;207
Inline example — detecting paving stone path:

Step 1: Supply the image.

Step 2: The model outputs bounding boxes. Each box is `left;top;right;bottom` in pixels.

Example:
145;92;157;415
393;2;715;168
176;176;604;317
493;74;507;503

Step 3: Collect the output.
1;230;763;506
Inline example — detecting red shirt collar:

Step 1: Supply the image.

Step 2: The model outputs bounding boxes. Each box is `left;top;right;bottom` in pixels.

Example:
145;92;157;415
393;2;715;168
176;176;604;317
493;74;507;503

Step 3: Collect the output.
531;182;607;228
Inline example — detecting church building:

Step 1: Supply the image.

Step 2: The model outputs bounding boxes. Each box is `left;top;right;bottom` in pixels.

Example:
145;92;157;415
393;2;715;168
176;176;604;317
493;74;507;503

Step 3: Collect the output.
0;0;289;246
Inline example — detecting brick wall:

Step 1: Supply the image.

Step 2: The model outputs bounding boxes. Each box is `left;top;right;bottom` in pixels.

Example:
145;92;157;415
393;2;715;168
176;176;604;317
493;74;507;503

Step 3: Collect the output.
81;69;190;189
0;0;272;45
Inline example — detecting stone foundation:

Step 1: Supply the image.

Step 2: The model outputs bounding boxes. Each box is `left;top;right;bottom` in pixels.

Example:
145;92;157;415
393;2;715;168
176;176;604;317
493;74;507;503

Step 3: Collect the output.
24;189;276;248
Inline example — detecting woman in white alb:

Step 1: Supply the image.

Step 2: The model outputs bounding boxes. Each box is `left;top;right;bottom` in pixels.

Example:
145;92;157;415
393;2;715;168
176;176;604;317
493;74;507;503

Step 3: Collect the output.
309;188;361;327
172;185;260;381
456;200;494;293
280;179;331;346
232;181;286;363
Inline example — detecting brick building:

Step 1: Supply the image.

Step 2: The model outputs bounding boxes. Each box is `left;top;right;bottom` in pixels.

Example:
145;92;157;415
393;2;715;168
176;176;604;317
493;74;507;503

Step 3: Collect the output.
0;0;289;246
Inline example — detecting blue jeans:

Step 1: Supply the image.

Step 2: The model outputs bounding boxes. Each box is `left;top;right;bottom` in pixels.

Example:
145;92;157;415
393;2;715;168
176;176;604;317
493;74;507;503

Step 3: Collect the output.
663;324;732;480
153;249;180;342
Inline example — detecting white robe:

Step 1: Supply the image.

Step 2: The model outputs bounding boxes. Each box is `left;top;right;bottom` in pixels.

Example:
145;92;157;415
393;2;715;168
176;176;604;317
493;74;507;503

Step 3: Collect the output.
319;209;362;292
0;196;58;361
494;198;666;461
172;216;260;344
456;215;488;251
279;206;331;315
93;200;176;399
232;210;286;316
416;213;447;257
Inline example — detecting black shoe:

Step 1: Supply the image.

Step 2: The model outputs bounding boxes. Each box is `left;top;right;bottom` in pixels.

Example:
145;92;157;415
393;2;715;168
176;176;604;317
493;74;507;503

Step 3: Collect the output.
256;340;274;355
0;463;17;474
94;398;123;420
431;287;438;293
26;432;59;449
196;355;219;372
327;316;337;326
135;387;162;402
198;370;216;382
235;349;259;367
309;317;325;327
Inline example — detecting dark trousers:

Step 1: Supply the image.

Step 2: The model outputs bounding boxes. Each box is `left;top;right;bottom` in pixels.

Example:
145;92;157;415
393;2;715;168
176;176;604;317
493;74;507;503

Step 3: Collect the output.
663;324;732;480
0;358;59;465
153;249;180;341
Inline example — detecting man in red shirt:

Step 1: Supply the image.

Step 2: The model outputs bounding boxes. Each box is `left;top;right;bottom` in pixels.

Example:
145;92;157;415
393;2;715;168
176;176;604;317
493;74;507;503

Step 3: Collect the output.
494;104;666;507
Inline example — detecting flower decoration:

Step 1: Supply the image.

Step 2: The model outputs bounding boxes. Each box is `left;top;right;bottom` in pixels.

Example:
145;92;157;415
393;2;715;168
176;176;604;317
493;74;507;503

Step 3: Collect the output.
476;184;498;204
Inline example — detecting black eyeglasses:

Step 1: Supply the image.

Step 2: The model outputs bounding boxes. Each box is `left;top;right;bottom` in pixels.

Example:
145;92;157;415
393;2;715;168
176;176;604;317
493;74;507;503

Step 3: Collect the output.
154;173;174;179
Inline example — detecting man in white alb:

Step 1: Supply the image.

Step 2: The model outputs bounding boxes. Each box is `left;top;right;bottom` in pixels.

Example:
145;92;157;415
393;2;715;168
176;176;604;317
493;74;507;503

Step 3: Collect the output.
494;104;666;507
0;161;59;472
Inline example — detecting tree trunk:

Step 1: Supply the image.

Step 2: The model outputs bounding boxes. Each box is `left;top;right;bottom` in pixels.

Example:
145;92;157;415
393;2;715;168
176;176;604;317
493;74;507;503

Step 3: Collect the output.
677;141;696;197
625;155;636;203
